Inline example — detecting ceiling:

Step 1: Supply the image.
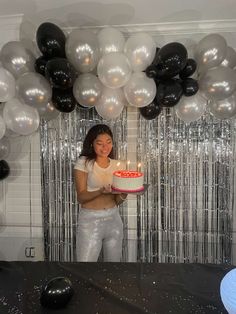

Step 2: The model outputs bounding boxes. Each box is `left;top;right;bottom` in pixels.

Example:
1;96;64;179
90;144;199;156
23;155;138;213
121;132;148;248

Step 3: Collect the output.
1;0;236;27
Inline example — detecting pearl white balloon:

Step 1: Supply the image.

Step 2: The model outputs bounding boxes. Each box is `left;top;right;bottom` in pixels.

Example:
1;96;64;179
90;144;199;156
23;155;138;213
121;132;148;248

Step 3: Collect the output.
97;52;132;89
0;41;35;78
0;116;6;140
199;66;236;101
209;92;236;119
221;46;236;68
3;98;40;135
175;93;207;123
0;68;15;102
73;73;103;107
124;72;156;108
0;137;10;159
65;29;99;73
95;87;125;120
97;27;125;55
37;101;60;121
124;32;156;72
16;72;52;107
220;268;236;314
195;33;227;71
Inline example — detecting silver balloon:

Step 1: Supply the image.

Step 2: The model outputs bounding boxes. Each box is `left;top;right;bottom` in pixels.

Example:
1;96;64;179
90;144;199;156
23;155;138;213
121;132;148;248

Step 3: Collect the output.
0;115;6;140
97;27;125;55
124;32;156;72
65;29;99;73
3;98;40;135
95;87;125;120
195;33;227;71
0;68;15;102
209;92;236;119
16;72;52;107
221;46;236;68
97;52;132;89
37;101;60;121
0;137;10;159
0;41;35;78
175;93;207;123
124;72;156;108
199;66;236;101
73;73;102;107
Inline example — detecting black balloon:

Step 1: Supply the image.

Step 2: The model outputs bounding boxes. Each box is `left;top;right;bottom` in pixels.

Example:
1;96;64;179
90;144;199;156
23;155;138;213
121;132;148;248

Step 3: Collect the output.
155;42;188;79
139;99;162;120
179;58;197;79
151;47;160;65
40;277;74;309
45;58;76;89
36;22;66;59
156;79;183;107
52;88;76;113
145;65;158;78
182;78;199;96
0;160;10;181
35;56;48;76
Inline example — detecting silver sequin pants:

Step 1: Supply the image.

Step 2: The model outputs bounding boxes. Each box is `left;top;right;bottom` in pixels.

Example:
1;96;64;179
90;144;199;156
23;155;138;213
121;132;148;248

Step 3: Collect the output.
76;207;123;262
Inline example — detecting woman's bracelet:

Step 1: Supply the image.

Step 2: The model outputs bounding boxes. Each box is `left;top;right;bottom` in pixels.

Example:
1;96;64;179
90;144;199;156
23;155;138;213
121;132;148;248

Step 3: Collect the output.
119;194;127;201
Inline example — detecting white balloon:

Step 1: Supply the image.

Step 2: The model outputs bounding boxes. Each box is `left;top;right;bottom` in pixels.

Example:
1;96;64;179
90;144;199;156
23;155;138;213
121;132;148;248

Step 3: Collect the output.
124;72;156;108
175;93;207;123
3;98;40;135
73;73;103;107
195;33;227;71
37;101;60;121
199;66;236;101
0;137;10;159
124;32;156;72
16;72;52;107
95;87;125;120
220;268;236;314
0;41;35;78
209;92;236;119
0;116;6;140
221;46;236;68
65;29;99;73
97;27;125;55
0;68;15;102
97;52;132;89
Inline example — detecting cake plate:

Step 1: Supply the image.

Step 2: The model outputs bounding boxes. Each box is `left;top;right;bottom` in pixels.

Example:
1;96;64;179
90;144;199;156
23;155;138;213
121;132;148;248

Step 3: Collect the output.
111;184;149;195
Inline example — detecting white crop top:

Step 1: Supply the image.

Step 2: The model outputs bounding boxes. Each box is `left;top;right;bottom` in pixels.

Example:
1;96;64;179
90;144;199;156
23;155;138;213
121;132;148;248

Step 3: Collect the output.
74;157;125;191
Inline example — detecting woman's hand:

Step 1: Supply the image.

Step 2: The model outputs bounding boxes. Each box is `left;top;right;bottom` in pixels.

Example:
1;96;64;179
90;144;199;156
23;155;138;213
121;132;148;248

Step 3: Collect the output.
100;184;112;194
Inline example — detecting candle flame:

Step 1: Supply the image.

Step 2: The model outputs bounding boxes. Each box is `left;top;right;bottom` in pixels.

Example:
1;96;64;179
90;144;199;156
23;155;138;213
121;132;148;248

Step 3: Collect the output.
117;162;120;167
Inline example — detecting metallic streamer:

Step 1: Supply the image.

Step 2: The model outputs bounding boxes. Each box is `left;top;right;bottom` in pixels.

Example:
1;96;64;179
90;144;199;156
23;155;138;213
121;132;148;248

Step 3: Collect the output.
137;107;235;263
40;107;128;261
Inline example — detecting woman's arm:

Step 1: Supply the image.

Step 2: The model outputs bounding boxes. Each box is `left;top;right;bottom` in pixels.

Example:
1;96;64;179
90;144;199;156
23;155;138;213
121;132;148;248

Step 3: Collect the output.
74;169;104;203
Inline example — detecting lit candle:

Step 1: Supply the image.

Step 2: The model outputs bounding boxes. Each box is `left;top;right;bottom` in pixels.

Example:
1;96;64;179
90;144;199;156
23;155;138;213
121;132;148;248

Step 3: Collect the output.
116;162;120;169
126;160;130;171
137;162;142;172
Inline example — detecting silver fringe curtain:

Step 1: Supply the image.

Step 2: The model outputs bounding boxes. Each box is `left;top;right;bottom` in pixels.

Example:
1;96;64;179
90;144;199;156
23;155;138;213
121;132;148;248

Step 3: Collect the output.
137;107;236;263
40;107;127;261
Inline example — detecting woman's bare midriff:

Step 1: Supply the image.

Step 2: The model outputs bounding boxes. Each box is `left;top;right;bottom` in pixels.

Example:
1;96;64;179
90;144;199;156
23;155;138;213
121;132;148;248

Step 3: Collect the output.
81;193;117;210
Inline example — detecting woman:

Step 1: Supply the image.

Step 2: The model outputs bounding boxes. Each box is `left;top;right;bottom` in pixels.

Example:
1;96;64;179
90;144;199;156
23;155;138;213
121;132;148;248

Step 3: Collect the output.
74;124;127;262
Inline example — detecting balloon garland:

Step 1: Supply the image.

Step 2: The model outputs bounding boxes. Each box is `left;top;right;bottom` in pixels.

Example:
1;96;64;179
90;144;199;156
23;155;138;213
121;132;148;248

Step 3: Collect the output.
0;22;235;180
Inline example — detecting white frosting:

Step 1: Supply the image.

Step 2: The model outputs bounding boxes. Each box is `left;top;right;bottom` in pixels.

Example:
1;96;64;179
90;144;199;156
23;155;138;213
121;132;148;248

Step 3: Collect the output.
112;170;144;192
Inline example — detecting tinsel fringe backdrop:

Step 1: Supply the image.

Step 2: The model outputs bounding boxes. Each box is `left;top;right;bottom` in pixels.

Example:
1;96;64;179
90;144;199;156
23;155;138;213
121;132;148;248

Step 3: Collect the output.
41;106;235;263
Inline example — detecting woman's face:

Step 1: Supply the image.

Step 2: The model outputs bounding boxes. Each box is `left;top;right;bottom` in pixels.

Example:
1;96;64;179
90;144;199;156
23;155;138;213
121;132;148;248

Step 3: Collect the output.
93;133;113;158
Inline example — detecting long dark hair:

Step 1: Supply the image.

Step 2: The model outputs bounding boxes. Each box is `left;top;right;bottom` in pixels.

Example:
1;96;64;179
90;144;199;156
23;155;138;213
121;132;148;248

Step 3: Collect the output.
80;124;114;162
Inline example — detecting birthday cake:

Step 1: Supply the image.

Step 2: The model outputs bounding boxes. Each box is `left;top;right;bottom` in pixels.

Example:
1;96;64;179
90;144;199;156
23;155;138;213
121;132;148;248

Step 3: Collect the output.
112;170;144;193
